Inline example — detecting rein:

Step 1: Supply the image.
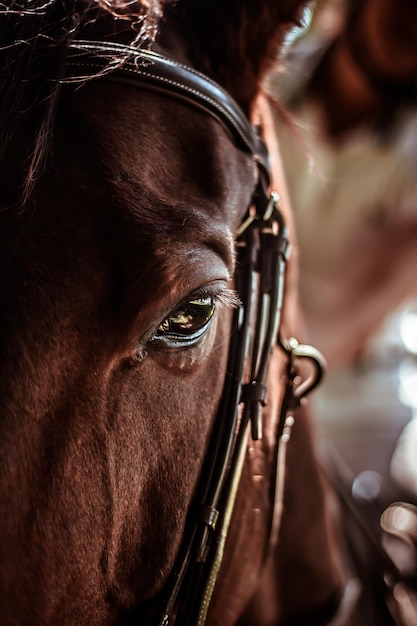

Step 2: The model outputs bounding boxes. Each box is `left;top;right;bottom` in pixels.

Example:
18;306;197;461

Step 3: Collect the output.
67;42;326;626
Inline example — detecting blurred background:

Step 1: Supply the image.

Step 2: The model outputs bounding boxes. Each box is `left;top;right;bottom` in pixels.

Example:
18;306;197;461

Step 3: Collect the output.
272;0;417;622
274;0;417;498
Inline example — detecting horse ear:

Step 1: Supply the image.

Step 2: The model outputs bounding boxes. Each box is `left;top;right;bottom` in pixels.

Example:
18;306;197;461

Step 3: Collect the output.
164;0;307;112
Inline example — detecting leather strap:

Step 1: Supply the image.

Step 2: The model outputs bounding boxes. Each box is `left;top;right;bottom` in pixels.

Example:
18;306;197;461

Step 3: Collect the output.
64;40;327;625
67;40;270;179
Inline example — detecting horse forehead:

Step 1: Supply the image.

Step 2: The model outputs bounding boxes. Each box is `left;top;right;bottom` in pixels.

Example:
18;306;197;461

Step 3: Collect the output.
72;82;258;227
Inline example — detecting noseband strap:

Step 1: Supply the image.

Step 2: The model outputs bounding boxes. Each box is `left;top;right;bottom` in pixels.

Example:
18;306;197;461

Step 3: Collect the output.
66;41;325;626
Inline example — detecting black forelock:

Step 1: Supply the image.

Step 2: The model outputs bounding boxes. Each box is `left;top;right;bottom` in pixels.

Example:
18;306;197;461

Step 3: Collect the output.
0;0;165;206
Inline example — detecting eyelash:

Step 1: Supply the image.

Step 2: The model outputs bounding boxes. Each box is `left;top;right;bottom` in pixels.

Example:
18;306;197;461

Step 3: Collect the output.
149;287;240;350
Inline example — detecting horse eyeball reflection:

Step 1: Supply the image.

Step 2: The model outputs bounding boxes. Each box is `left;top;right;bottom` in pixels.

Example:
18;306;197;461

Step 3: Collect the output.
157;297;215;338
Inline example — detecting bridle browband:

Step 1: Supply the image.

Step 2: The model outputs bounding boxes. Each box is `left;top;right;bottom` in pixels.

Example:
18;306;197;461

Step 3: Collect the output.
67;41;326;626
65;40;269;168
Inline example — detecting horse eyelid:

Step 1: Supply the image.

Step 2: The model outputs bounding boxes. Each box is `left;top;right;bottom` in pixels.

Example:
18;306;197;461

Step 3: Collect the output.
209;287;241;310
171;285;241;312
149;287;240;347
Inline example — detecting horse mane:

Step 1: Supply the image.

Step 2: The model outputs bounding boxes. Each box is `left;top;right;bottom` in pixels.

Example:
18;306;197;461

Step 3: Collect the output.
0;0;166;205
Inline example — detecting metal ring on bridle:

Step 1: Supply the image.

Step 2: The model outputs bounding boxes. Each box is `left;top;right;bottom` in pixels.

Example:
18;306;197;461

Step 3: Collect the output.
65;41;326;626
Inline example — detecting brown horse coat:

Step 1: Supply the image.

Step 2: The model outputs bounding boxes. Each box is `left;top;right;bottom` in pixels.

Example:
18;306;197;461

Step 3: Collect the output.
0;2;351;624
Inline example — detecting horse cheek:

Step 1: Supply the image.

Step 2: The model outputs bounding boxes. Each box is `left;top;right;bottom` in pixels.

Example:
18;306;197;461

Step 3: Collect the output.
96;309;232;603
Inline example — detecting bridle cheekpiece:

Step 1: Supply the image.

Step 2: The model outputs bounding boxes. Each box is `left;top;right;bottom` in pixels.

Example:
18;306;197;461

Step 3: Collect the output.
66;40;326;626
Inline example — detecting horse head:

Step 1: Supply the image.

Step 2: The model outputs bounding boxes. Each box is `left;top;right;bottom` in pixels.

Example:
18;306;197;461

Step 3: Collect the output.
0;2;348;625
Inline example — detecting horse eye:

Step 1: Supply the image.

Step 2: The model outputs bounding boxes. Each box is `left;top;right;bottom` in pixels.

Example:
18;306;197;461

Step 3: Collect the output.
152;297;216;347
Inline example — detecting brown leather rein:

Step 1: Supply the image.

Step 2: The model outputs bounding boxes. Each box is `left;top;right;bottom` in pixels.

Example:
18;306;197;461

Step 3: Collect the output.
66;41;326;626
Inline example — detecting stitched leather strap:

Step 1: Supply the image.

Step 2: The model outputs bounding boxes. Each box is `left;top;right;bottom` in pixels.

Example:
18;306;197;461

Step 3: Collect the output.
67;40;270;177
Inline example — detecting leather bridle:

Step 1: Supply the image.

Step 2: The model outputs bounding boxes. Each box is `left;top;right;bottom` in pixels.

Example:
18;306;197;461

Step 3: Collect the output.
66;41;326;626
